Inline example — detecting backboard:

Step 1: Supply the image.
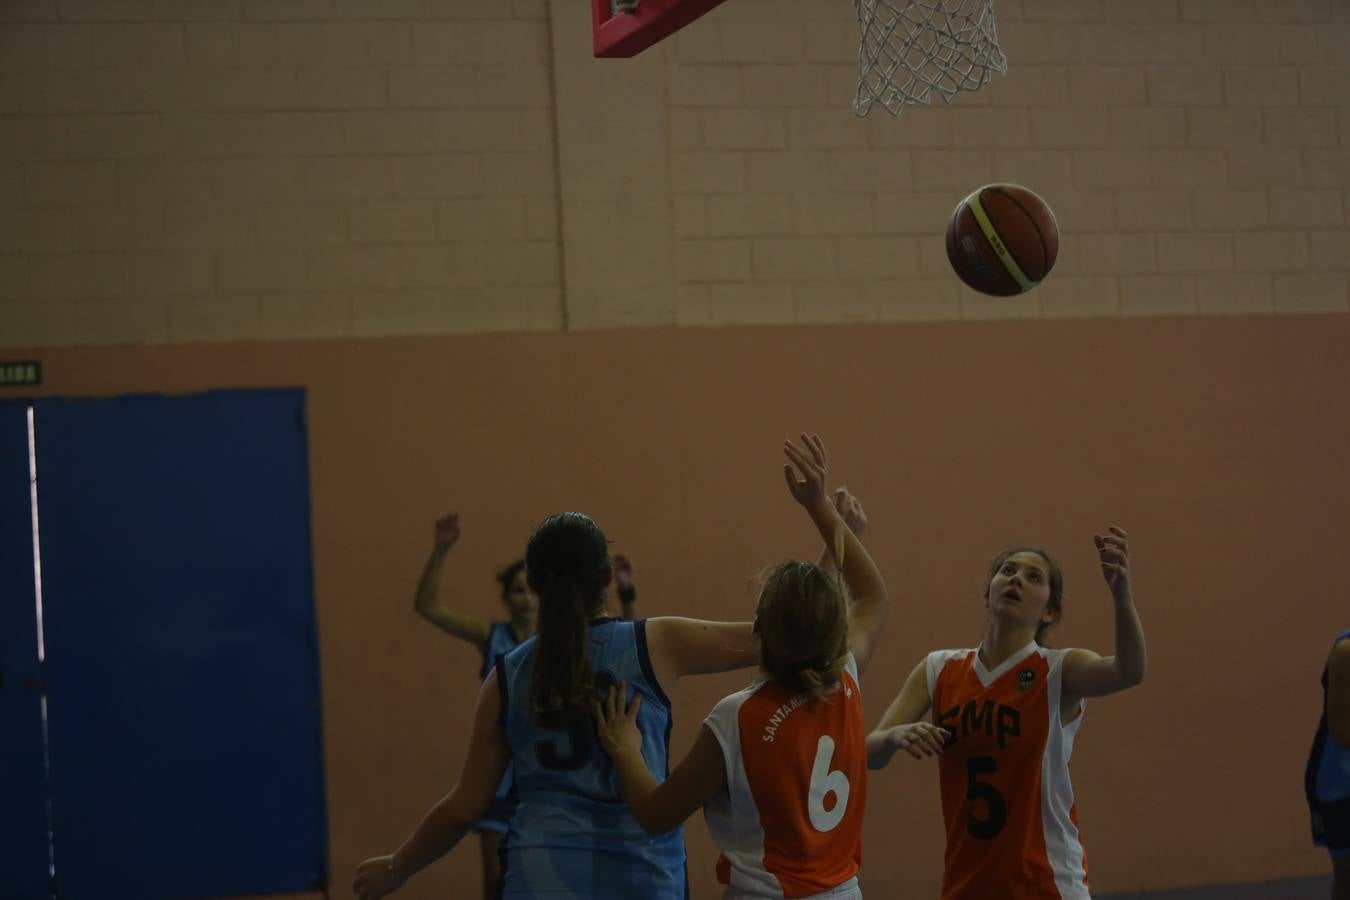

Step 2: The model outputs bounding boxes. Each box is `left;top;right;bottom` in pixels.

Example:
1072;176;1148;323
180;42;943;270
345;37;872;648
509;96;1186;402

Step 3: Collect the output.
591;0;730;58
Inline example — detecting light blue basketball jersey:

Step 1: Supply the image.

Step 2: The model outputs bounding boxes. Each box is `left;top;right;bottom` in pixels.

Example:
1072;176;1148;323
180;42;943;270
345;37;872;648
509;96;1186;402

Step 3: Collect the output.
483;622;523;680
497;618;686;899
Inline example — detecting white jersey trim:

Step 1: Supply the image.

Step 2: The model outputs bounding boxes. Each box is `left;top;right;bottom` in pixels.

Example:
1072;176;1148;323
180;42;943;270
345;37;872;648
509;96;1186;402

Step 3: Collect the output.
972;640;1040;687
924;649;968;703
704;677;781;898
1040;646;1090;900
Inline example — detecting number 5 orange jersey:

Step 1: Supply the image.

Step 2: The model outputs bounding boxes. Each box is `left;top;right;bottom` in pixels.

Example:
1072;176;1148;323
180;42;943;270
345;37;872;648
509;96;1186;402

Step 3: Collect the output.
928;643;1090;900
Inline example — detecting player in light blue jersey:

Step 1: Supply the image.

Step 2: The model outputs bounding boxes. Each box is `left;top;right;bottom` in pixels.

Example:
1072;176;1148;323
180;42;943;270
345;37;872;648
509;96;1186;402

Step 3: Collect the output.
1306;630;1350;900
357;511;758;899
409;512;645;899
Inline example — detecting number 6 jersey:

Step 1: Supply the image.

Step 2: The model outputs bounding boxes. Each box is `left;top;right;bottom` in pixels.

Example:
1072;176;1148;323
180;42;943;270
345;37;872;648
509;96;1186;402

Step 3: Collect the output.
927;643;1090;900
702;654;866;899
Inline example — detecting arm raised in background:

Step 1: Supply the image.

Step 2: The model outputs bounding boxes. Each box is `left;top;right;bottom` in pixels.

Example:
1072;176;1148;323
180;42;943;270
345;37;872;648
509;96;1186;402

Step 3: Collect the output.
352;670;508;899
412;513;492;648
614;555;639;621
1062;527;1147;706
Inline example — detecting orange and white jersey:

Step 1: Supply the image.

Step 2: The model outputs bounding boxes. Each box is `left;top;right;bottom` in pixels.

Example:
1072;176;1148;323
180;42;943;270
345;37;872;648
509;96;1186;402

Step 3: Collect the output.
702;654;866;899
927;643;1089;900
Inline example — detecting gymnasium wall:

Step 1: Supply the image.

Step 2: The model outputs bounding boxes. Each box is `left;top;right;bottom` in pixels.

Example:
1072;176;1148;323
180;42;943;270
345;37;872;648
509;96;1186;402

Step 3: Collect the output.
0;0;1348;343
2;0;1347;898
17;315;1350;899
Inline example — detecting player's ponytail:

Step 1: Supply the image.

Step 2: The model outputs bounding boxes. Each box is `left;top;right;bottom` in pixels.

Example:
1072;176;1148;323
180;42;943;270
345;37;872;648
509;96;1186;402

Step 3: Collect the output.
526;513;611;730
756;560;851;702
795;652;850;700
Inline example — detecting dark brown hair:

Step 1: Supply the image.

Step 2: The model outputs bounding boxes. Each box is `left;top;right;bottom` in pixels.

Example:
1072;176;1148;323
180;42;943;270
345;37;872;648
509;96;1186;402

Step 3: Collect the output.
525;512;610;729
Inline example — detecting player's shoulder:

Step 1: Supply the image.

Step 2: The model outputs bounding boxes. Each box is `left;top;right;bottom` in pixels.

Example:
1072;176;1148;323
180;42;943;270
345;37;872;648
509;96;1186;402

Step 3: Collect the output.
926;647;976;671
703;678;770;752
924;648;975;697
1041;644;1083;661
708;678;766;723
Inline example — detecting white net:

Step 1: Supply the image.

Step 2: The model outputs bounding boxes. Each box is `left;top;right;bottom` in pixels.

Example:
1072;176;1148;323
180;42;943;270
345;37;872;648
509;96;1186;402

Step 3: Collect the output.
853;0;1007;117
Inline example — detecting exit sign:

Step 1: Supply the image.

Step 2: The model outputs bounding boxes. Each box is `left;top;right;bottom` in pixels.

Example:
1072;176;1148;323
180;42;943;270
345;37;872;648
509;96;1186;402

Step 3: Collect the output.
0;361;41;386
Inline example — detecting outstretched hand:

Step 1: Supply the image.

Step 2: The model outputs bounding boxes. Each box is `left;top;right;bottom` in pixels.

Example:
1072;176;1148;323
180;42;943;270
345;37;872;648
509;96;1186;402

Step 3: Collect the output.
783;433;830;511
886;722;951;759
613;555;635;592
433;513;460;550
353;855;403;900
1093;526;1130;603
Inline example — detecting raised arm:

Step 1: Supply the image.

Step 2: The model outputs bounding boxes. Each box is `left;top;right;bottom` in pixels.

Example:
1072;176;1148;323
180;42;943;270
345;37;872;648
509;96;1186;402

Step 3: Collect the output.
1329;637;1350;748
643;434;889;689
413;513;492;648
865;659;948;769
614;555;638;621
815;487;867;577
352;670;508;899
785;434;888;675
1062;527;1147;705
593;683;727;835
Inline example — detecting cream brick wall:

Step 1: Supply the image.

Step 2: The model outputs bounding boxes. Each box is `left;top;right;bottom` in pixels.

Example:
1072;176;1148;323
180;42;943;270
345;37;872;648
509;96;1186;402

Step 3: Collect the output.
0;0;560;345
0;0;1347;346
659;0;1349;324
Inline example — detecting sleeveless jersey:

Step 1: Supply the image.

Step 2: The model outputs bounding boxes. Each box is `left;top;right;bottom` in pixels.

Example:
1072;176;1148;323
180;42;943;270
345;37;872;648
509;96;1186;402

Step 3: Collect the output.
497;618;686;899
927;643;1089;900
483;621;523;679
702;655;866;899
474;622;524;830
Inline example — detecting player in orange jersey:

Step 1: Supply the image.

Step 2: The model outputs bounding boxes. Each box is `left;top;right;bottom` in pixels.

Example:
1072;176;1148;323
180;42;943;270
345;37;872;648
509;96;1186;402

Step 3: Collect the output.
867;530;1146;900
594;433;889;900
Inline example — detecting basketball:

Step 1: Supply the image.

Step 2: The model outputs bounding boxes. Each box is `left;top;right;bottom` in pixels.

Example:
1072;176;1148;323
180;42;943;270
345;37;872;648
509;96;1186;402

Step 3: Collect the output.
945;184;1060;297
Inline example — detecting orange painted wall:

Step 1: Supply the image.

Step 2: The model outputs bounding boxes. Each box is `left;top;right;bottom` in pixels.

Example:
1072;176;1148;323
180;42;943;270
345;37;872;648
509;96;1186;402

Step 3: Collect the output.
12;314;1346;897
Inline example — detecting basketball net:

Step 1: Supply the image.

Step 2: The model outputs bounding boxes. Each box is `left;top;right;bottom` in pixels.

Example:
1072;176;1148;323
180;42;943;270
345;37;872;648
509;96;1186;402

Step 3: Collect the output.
853;0;1007;117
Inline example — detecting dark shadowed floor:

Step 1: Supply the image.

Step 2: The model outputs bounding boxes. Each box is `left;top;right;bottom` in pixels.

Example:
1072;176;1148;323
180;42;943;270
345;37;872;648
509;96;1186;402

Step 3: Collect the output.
1103;877;1330;900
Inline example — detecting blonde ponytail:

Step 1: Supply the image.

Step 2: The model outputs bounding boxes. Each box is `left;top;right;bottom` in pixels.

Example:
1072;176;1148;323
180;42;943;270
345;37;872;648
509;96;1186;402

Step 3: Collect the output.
756;560;851;702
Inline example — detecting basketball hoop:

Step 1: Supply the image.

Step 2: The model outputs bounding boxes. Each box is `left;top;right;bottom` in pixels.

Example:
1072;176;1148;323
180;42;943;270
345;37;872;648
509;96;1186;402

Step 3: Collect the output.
853;0;1007;118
